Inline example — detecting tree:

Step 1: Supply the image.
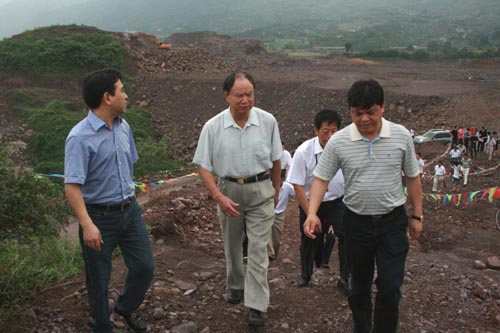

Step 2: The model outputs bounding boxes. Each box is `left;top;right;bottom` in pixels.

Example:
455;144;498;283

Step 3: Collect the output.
427;40;440;53
344;42;352;54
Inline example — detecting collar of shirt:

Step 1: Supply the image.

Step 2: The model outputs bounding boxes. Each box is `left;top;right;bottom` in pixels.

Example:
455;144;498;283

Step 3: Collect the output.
87;110;122;132
349;117;391;141
222;107;260;129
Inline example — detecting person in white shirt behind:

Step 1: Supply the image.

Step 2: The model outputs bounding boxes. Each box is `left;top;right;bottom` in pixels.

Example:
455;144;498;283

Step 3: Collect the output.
451;162;460;192
432;161;446;192
287;109;349;292
416;152;425;180
267;176;295;260
461;153;472;187
485;132;496;161
450;145;462;165
280;144;292;179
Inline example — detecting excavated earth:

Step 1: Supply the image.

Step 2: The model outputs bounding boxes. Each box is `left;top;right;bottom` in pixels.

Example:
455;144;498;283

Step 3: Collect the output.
2;31;500;332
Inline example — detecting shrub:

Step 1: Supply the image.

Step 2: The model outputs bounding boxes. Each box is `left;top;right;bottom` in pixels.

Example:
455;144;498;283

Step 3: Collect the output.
17;99;85;174
0;141;70;241
0;237;82;326
10;91;179;177
0;26;125;75
124;106;181;177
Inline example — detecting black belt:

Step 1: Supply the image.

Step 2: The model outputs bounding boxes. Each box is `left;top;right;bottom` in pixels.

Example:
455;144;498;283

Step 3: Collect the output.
86;197;135;212
224;172;270;185
352;205;404;222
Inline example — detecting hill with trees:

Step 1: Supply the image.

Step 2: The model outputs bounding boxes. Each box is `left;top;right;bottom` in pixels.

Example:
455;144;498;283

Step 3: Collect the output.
1;0;499;53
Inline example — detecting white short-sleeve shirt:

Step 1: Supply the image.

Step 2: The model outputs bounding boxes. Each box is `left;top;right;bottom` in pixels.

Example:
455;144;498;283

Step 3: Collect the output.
287;136;344;201
193;107;283;178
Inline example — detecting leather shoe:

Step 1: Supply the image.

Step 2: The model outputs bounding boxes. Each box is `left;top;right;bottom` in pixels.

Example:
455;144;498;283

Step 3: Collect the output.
247;308;265;326
297;276;309;288
337;277;351;296
115;309;147;332
227;289;243;304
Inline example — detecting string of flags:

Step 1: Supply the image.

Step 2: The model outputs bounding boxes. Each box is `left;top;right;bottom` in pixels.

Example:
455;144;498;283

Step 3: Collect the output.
37;172;500;208
402;186;500;208
133;172;199;192
36;172;200;192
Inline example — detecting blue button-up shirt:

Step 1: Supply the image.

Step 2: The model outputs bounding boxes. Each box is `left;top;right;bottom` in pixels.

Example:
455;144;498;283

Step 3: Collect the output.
64;111;138;205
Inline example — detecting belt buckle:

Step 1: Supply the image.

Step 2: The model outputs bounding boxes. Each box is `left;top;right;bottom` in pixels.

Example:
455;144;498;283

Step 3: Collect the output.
236;178;245;185
121;199;131;210
372;215;382;221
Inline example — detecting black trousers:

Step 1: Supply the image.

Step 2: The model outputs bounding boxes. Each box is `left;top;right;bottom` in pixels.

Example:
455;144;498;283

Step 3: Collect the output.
344;205;409;333
299;197;347;281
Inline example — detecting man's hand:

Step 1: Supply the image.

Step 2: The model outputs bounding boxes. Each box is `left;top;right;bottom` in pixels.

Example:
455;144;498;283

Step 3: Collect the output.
82;223;103;251
409;219;423;240
303;214;322;239
215;193;240;217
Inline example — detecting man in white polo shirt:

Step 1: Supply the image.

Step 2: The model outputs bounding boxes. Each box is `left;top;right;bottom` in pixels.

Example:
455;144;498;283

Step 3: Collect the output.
287;109;348;291
303;80;423;333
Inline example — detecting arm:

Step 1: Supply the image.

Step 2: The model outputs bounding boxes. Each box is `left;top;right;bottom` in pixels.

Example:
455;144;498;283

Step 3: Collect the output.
270;159;281;206
198;166;240;217
293;184;309;213
65;183;103;251
303;178;329;239
405;175;423;240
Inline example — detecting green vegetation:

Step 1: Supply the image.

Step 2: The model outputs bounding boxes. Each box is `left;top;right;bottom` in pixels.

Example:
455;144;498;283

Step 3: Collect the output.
17;97;84;174
0;140;81;326
7;89;179;177
234;1;500;60
0;25;125;75
123;106;181;177
0;24;178;328
0;140;69;241
0;237;82;326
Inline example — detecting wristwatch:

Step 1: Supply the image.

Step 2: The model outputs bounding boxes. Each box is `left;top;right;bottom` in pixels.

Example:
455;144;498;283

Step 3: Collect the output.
411;215;424;222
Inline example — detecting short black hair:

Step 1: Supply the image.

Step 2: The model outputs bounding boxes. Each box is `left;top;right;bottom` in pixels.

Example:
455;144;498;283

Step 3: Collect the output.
347;79;384;109
82;68;122;109
314;109;342;130
222;71;256;94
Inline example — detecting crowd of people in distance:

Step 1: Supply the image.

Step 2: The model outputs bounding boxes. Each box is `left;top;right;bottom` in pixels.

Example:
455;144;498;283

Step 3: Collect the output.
412;125;497;194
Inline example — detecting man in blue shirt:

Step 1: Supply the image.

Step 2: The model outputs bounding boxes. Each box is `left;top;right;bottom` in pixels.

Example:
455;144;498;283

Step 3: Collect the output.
65;69;154;333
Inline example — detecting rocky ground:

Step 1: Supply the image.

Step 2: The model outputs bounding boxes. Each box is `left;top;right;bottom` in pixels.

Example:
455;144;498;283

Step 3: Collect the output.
2;31;500;332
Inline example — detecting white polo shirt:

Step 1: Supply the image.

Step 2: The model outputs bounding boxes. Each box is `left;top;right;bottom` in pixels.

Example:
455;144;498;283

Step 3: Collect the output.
287;136;344;202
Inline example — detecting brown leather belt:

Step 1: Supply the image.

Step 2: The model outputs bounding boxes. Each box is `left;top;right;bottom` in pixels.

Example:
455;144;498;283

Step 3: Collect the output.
224;172;269;185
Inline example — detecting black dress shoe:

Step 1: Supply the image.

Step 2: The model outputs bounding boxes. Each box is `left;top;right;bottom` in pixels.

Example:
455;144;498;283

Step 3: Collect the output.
115;309;147;332
247;308;265;326
297;276;309;288
227;289;243;304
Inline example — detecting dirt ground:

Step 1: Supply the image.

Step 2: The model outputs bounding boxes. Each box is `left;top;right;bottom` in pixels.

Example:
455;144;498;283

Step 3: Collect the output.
3;31;500;332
